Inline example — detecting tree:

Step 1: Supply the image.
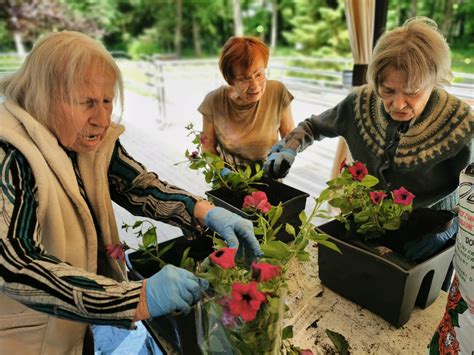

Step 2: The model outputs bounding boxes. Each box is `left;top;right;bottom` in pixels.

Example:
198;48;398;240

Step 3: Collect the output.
175;0;182;57
282;0;350;57
270;0;278;52
0;0;111;56
232;0;243;35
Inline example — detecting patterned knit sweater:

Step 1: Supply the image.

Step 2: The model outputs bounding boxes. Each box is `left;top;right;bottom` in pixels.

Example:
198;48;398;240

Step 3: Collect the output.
285;85;473;209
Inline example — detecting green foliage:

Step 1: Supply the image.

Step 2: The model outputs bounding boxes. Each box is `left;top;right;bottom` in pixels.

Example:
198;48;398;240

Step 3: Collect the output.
178;122;266;194
1;0;473;65
326;329;350;354
121;220;177;268
318;161;414;240
0;21;14;51
128;28;162;59
282;0;350;57
195;185;339;353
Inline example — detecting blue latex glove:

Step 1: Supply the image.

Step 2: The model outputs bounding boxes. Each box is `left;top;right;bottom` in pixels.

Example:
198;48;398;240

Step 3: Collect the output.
220;167;232;177
263;139;296;178
145;264;209;317
205;207;263;261
403;217;458;262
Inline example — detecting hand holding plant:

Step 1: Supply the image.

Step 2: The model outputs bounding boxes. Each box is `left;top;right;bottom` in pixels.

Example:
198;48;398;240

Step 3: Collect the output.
195;190;338;354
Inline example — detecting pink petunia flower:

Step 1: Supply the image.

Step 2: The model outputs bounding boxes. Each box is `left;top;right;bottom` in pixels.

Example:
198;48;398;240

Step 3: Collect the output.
299;350;314;355
105;243;126;262
370;191;387;205
252;262;281;282
348;161;368;181
188;151;199;160
200;133;208;145
210;248;237;269
228;281;267;322
392;186;415;206
242;191;272;213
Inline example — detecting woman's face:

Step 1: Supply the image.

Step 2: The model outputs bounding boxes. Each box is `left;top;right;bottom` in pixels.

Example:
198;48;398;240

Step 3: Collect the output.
52;69;116;153
231;55;267;104
377;67;433;122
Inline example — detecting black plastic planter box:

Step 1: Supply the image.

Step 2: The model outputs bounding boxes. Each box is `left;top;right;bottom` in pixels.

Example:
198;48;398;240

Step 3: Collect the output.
205;178;309;242
317;220;455;327
125;236;214;355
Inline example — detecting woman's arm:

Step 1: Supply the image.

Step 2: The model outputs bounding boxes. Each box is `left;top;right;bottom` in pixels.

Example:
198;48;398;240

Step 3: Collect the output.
279;105;295;139
201;115;219;155
108;140;205;234
0;143;141;328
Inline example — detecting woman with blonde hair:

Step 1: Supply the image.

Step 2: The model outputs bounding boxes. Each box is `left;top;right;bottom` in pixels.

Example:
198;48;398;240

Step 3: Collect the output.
0;31;262;354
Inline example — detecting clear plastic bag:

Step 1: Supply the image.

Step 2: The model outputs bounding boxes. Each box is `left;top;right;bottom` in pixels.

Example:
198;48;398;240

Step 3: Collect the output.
195;292;285;354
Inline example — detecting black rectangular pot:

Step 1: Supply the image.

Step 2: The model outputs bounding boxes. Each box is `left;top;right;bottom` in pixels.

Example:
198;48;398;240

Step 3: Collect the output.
205;178;309;243
317;220;455;327
125;236;214;355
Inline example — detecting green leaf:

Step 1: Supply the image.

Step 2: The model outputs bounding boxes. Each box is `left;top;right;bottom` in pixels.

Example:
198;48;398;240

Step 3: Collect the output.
354;209;370;222
383;219;401;230
156;241;175;258
215;160;225;170
285;223;296;238
296;250;310;261
132;220;143;229
142;227;157;247
317;239;342;253
260;240;291;259
330;197;352;213
298;210;308;224
281;325;294;340
318;188;332;202
269;204;283;227
204;169;213;183
326;329;350;354
360;174;379;187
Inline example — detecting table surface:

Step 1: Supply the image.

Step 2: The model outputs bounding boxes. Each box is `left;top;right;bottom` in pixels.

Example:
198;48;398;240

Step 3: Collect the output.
285;243;447;354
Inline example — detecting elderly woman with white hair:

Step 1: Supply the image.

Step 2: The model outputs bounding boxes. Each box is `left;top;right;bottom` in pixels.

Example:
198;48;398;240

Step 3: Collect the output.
0;31;262;354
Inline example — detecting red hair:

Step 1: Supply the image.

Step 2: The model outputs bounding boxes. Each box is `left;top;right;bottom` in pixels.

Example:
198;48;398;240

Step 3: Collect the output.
219;36;269;85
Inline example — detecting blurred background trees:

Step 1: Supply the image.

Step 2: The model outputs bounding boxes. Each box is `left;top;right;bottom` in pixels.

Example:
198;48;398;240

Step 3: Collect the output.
0;0;472;70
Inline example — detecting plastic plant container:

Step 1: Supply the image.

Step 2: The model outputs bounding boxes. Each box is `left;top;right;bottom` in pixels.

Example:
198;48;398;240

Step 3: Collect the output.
317;219;455;327
205;178;309;242
125;236;214;355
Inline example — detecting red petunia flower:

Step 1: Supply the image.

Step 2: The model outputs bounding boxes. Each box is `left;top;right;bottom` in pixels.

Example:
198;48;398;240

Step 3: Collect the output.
339;159;347;172
105;243;126;262
228;281;267;322
210;248;237;269
370;191;387;205
242;191;272;213
348;161;368;181
252;262;281;282
392;186;415;206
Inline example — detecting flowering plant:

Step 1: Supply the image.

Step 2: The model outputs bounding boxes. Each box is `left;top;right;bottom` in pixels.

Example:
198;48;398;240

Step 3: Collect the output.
108;191;336;354
112;220;195;270
178;123;265;193
318;160;415;239
195;191;338;354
